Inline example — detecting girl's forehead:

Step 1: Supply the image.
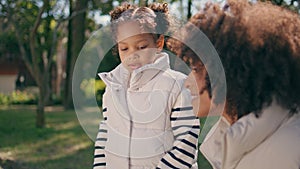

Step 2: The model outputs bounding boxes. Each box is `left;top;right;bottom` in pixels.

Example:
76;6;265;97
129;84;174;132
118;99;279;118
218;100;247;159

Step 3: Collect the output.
118;33;154;45
116;21;152;42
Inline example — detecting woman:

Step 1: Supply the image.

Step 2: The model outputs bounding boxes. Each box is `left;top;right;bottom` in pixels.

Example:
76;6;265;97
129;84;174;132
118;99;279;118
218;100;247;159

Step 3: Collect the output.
168;0;300;168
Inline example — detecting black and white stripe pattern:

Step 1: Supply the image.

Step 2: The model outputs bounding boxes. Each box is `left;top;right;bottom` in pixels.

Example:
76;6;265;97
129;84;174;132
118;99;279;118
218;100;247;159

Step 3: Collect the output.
93;108;108;169
157;106;200;169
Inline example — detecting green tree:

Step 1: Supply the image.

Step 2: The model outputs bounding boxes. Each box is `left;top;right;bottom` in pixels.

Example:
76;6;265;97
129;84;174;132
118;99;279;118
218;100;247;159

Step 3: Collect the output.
1;0;68;128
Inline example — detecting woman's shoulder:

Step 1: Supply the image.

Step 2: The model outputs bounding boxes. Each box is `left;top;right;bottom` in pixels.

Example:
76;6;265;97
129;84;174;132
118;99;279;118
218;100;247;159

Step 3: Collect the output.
236;112;300;169
271;112;300;144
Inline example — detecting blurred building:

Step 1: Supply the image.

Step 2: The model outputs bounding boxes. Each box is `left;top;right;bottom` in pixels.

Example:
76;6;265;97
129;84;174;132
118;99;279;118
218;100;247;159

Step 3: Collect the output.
0;58;18;94
0;55;35;94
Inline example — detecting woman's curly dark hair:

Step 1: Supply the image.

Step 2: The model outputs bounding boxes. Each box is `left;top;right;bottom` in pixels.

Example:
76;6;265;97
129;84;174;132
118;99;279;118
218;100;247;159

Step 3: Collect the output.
168;0;300;120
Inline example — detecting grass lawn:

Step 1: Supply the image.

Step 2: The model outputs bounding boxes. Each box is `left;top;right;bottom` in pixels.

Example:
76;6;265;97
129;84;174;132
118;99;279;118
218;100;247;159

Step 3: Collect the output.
0;106;94;169
0;105;214;169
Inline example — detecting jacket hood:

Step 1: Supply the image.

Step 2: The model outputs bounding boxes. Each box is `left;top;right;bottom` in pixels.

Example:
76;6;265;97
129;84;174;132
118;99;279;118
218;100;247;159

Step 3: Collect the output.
98;52;170;89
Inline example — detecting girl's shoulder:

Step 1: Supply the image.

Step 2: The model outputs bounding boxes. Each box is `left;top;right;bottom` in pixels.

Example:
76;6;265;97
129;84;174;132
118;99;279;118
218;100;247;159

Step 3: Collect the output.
153;69;187;93
162;68;187;81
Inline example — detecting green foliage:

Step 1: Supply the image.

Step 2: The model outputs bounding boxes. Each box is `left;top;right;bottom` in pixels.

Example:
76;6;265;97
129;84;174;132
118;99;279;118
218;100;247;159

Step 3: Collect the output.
90;0;122;15
80;79;105;98
0;93;10;105
0;90;38;105
198;149;213;169
97;51;120;73
13;1;40;40
80;79;106;106
0;32;20;58
198;117;218;169
10;90;37;104
3;0;65;62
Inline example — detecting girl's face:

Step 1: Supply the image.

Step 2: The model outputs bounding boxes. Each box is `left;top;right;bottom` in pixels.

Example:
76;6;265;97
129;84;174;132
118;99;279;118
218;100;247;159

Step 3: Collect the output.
117;21;164;72
184;60;211;117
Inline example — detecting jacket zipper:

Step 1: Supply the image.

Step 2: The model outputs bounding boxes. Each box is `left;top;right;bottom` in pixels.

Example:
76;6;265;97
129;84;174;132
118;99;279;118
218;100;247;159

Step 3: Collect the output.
126;87;133;169
128;119;133;168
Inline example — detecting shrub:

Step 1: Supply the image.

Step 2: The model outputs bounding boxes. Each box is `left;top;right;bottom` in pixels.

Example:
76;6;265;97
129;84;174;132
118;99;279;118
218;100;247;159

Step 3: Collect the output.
0;93;10;105
11;90;37;104
0;89;38;105
80;79;106;107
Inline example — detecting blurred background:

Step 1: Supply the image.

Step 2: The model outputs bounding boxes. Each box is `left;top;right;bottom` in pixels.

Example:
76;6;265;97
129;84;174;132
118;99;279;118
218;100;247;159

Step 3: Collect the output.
0;0;299;168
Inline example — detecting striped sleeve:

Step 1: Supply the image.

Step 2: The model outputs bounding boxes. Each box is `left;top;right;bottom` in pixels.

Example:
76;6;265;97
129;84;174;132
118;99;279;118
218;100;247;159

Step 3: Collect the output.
93;108;108;169
157;88;200;169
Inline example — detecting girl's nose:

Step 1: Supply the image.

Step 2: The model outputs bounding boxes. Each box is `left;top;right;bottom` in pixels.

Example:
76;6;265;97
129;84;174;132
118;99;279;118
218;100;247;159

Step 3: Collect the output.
128;52;139;61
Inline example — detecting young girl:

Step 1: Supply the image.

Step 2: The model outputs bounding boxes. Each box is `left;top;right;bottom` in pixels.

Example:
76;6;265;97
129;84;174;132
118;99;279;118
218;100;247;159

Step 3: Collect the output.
93;3;200;169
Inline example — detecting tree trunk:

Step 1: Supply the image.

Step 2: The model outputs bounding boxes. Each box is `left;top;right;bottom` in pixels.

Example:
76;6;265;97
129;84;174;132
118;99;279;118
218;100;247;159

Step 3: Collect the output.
64;0;73;109
29;0;49;128
36;94;45;128
187;0;192;19
36;74;51;128
64;0;88;110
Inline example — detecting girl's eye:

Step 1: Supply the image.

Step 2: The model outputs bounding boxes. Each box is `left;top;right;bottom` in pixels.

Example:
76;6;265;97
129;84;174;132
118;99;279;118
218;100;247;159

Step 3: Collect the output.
138;45;148;50
120;48;128;51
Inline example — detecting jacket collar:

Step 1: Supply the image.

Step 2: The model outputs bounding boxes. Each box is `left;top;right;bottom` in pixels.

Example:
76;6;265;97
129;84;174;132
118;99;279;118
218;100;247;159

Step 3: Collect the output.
99;52;170;90
200;116;230;169
200;101;290;169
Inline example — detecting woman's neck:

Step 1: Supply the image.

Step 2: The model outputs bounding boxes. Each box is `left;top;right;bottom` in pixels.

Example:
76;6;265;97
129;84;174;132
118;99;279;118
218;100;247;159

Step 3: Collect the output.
221;103;238;125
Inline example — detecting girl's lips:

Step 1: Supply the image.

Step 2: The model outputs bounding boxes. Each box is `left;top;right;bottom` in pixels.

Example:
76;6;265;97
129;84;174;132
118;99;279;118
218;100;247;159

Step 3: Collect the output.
128;64;141;70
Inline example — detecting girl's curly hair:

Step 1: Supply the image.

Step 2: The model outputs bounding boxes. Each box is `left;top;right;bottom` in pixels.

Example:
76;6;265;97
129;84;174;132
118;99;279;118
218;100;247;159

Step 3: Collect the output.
168;0;300;120
109;2;170;56
109;2;170;40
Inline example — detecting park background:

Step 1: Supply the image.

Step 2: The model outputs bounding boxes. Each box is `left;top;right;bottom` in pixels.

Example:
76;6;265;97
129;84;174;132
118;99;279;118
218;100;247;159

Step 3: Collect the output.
0;0;299;168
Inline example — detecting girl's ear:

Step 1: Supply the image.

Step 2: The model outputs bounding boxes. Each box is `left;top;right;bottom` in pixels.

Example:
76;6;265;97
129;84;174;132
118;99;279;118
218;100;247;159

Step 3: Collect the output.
156;35;165;51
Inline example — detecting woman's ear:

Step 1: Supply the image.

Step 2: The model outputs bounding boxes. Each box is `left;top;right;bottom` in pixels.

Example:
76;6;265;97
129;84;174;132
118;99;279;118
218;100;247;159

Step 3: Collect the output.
156;35;165;51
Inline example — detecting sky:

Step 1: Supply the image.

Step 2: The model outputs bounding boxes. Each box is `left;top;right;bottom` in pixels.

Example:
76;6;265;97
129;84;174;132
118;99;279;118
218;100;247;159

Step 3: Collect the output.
92;0;227;26
59;0;299;26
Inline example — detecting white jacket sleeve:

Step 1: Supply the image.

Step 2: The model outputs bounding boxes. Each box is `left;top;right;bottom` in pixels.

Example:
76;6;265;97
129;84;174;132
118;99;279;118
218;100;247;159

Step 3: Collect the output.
93;107;108;169
157;88;200;169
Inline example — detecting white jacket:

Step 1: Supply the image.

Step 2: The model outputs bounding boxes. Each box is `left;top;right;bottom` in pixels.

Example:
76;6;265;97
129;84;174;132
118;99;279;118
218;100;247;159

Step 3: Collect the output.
200;101;300;169
94;53;200;169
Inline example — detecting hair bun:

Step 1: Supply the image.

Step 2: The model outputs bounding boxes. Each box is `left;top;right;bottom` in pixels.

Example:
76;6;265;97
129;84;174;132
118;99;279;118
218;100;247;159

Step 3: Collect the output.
148;2;169;14
147;3;170;34
109;3;136;21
